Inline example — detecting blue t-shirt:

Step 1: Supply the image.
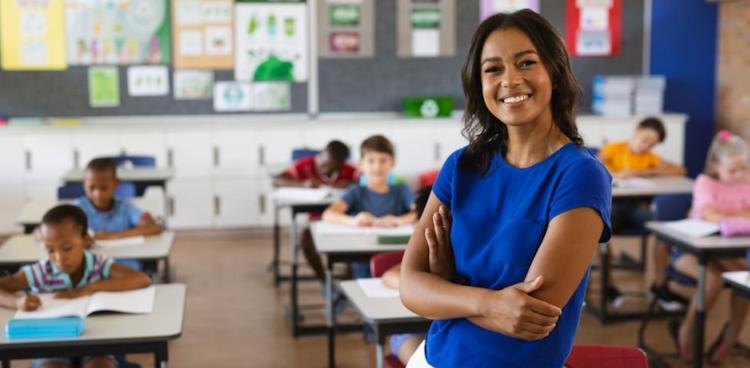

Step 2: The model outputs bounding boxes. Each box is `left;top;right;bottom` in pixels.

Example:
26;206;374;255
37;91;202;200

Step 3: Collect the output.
340;184;414;217
74;197;142;232
427;143;612;367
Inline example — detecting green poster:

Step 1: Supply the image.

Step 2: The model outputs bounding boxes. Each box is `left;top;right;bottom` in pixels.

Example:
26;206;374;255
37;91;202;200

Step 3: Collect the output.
411;8;441;29
329;4;361;26
88;67;120;107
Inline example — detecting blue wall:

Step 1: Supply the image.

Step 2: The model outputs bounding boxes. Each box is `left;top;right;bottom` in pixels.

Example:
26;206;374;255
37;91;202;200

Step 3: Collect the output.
650;0;719;177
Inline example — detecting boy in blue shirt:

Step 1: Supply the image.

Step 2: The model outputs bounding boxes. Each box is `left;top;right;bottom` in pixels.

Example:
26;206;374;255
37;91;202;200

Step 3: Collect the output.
74;158;162;270
302;135;417;281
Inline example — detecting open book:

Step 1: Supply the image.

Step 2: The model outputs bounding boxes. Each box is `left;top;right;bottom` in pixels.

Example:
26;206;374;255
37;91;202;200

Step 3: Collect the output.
272;187;334;203
662;219;720;238
95;235;145;247
315;222;415;236
15;286;155;320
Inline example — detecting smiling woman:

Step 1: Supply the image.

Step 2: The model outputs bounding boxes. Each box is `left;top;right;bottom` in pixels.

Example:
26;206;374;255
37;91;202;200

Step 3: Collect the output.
399;10;613;368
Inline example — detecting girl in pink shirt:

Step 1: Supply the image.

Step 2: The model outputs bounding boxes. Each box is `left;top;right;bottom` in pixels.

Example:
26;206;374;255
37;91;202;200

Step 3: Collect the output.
672;130;750;363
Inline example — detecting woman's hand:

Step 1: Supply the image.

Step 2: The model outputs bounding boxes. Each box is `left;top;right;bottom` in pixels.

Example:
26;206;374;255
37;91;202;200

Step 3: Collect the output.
470;276;561;341
425;205;456;279
16;294;41;311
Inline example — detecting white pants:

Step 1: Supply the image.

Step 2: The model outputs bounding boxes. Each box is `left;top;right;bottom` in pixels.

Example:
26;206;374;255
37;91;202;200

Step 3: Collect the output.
406;340;434;368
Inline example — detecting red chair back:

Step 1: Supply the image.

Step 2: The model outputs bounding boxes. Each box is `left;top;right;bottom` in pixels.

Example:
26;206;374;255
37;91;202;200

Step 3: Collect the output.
370;251;405;278
565;345;648;368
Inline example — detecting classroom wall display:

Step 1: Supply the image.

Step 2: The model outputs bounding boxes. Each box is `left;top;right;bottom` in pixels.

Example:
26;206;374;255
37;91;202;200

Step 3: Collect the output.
172;0;234;69
252;81;290;111
214;81;252;111
65;0;172;65
396;0;456;58
173;70;214;99
0;0;68;70
234;0;308;82
88;66;120;107
318;0;375;58
480;0;539;20
565;0;621;56
127;65;169;96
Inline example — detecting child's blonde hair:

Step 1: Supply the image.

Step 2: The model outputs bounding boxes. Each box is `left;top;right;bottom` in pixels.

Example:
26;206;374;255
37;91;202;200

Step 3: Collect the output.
704;130;750;178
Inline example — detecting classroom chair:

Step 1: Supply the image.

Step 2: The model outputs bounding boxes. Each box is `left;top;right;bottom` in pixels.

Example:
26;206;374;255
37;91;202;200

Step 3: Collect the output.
564;344;648;368
57;182;137;200
107;154;156;168
291;148;320;162
418;170;438;189
371;251;407;368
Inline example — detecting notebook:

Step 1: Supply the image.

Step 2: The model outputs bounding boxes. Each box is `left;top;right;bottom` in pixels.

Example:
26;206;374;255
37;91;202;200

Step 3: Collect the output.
315;222;415;236
662;219;720;238
14;286;155;320
272;187;333;203
95;236;145;247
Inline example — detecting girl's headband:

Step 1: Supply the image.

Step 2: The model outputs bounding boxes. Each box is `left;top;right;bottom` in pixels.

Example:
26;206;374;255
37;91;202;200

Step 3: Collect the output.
718;130;733;142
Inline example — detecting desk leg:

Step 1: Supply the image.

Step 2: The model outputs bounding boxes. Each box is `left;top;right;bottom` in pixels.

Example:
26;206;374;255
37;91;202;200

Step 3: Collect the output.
273;203;281;286
290;211;300;336
326;260;335;368
163;257;171;283
2;359;8;368
694;260;706;368
376;343;384;368
599;243;609;322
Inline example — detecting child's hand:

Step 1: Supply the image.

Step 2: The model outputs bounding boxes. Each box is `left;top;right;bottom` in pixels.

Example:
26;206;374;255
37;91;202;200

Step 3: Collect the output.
54;286;95;300
93;231;119;240
353;212;375;227
16;294;41;311
615;170;636;179
373;215;400;227
304;178;322;188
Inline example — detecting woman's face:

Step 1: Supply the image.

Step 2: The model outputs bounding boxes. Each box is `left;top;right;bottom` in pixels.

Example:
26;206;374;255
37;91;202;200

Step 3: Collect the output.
480;28;553;128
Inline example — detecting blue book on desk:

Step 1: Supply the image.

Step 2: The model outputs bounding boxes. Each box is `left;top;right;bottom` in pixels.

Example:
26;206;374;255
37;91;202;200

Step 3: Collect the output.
6;316;85;339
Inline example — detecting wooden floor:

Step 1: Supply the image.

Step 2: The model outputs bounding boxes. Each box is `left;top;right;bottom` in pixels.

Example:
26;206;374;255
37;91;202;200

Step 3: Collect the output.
12;233;750;367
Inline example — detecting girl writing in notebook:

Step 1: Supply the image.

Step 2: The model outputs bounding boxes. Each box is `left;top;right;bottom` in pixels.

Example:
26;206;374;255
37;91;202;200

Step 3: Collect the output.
668;130;750;363
0;205;151;368
399;10;611;367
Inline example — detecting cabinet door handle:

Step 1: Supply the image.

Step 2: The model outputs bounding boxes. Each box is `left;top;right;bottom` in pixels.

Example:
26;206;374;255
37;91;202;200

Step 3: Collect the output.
25;151;31;171
259;146;265;165
73;149;80;169
168;197;175;217
259;194;266;214
213;146;220;167
167;148;174;167
434;142;441;162
214;195;221;216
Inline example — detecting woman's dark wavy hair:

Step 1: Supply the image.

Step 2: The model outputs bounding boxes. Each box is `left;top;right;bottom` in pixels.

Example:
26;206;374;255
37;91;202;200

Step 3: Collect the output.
460;10;583;175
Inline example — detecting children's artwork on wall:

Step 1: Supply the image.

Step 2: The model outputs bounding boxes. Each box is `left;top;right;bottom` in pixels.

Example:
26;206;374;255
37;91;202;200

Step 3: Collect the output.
127;65;169;96
174;70;214;99
66;0;171;65
318;0;375;58
479;0;539;20
252;81;290;111
1;0;67;70
396;0;456;58
88;67;120;107
173;0;234;69
234;1;307;82
214;81;252;111
565;0;621;56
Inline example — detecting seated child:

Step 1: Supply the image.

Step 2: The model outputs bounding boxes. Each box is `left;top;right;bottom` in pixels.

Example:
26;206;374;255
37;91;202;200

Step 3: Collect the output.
74;158;162;270
669;130;750;364
382;186;431;365
302;135;417;282
0;204;151;368
273;140;358;189
597;117;686;306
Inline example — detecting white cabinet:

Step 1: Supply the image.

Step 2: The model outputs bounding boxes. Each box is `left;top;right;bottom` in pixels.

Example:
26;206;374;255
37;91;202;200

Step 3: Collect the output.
119;129;167;166
165;130;213;179
0;134;26;182
167;179;214;229
389;125;437;176
256;128;304;167
214;179;260;227
435;123;467;166
0;181;24;233
213;130;259;177
70;132;121;168
23;132;72;181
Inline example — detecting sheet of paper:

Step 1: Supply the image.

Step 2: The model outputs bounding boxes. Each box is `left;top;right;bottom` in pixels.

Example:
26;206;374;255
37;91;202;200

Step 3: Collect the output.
357;278;399;298
174;70;214;99
663;219;720;238
252;81;291;111
15;294;90;319
88;67;120;107
95;236;146;248
1;0;67;70
204;26;233;56
127;65;169;96
213;81;252;111
411;29;440;57
612;178;653;188
315;222;415;236
87;286;155;315
273;188;333;203
179;30;204;56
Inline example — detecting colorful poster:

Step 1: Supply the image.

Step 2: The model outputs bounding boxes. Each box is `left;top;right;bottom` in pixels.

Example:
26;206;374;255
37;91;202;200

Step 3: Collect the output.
66;0;171;65
88;67;120;107
252;82;290;111
565;0;621;56
319;0;374;58
396;0;456;58
173;70;214;99
214;81;252;111
235;2;308;81
127;65;169;96
480;0;540;20
0;0;67;70
172;0;234;69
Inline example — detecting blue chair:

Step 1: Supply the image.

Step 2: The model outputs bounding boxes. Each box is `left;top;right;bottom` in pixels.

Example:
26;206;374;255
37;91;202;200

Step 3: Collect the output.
107;155;156;168
57;182;137;200
291;148;319;162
